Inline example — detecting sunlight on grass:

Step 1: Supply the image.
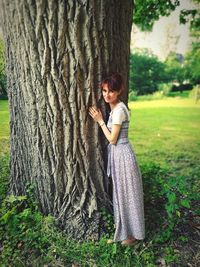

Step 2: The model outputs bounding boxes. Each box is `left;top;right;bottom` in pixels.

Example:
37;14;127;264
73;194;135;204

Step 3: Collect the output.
128;98;200;176
129;98;200;109
0;100;10;155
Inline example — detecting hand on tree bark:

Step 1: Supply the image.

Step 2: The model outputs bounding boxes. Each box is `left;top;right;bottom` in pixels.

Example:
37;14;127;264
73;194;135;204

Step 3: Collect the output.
89;106;103;124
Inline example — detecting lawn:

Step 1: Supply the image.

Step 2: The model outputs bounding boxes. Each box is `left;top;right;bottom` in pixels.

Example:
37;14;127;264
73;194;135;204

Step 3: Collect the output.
129;98;200;176
0;100;10;156
1;97;200;162
0;98;199;266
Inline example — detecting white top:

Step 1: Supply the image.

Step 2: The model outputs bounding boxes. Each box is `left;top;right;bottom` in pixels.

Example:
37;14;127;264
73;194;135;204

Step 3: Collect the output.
111;102;130;125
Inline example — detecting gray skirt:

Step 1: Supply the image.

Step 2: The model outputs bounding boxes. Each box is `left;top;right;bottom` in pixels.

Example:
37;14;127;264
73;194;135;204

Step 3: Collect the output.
107;142;145;241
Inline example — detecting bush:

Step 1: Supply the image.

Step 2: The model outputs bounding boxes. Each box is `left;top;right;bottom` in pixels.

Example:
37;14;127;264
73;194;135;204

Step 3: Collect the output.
128;91;138;101
0;185;54;266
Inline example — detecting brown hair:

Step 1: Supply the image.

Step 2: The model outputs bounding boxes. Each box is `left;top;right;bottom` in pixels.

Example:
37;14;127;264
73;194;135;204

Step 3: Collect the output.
100;72;124;93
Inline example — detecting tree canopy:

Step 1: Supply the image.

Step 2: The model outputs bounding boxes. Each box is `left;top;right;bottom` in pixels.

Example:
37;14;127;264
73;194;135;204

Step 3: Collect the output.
133;0;180;31
164;52;185;85
129;49;168;95
179;0;200;85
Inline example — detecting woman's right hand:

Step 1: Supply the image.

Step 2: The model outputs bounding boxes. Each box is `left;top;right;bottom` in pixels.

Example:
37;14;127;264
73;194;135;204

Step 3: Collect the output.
89;106;103;124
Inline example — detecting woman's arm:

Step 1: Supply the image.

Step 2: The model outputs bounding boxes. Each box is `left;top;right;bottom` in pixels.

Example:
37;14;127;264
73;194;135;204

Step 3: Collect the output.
100;123;121;145
89;107;121;145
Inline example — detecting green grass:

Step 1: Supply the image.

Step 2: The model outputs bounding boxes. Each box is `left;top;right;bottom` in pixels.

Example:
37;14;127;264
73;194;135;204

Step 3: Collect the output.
128;98;200;176
166;91;190;98
0;100;10;156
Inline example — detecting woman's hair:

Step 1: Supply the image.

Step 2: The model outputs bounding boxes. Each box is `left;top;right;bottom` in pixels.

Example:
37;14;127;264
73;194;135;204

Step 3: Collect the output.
100;72;124;92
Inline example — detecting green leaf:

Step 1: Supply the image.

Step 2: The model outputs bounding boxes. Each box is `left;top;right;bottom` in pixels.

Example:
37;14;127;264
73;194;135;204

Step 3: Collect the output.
168;192;176;203
112;243;117;255
180;199;190;208
176;210;181;217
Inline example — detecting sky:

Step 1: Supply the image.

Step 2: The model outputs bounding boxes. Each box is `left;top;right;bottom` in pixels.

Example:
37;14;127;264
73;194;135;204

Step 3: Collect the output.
131;0;196;60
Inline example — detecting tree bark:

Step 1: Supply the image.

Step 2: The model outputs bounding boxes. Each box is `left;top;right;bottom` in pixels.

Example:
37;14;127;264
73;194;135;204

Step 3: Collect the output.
0;0;133;240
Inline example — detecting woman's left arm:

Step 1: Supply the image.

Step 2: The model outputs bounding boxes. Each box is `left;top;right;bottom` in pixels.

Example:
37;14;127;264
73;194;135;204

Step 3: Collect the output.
100;123;121;145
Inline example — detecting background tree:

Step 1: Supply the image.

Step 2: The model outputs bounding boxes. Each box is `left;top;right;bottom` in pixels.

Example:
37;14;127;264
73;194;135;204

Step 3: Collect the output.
180;0;200;85
164;51;187;91
129;49;168;95
184;43;200;85
133;0;180;31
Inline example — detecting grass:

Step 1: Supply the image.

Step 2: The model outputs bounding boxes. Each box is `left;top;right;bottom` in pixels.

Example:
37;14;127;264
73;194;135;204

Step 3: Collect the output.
128;98;200;175
0;100;9;156
0;97;200;266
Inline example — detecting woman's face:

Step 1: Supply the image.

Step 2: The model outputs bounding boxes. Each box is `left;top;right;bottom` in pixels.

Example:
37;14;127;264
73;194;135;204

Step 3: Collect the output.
102;83;121;104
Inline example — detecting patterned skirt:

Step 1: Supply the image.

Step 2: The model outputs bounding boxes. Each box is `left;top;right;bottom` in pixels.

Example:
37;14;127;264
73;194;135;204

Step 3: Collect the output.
107;142;145;241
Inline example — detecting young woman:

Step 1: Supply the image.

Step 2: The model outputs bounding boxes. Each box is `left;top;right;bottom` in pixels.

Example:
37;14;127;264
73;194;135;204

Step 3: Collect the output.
89;72;145;246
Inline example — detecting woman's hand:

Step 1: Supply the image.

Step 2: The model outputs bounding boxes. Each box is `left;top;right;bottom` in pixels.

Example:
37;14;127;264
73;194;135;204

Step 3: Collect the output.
89;106;103;123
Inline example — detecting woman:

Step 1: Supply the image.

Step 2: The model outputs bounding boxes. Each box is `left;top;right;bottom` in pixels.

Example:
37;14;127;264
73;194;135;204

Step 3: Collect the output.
89;72;145;246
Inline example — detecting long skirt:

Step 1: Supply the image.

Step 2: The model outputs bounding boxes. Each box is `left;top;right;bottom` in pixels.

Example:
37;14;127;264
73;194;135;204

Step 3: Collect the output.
107;142;145;241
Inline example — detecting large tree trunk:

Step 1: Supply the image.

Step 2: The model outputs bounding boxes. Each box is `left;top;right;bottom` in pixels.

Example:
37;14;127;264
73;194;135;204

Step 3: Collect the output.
0;0;133;240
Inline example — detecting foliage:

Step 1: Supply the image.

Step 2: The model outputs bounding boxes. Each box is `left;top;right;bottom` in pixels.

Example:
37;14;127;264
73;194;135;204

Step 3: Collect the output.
184;48;200;85
155;175;193;243
0;39;7;98
141;162;197;244
184;34;200;85
0;162;183;267
129;50;168;95
0;154;9;203
0;188;54;266
129;90;165;101
164;51;186;85
133;1;200;93
134;0;199;33
133;0;180;31
179;0;200;85
180;0;200;31
129;89;191;102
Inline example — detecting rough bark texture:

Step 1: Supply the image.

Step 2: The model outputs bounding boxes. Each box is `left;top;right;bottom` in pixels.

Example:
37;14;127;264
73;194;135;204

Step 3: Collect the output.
0;0;133;240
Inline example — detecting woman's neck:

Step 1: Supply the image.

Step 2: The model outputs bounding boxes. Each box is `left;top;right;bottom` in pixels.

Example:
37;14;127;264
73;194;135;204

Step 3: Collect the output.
110;100;121;111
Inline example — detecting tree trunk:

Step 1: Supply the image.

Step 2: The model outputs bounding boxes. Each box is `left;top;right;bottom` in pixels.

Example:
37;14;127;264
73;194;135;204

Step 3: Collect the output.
0;0;133;240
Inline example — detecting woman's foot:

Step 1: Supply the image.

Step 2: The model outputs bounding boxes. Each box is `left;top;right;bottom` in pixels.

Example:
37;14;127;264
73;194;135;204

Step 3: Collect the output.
121;236;137;246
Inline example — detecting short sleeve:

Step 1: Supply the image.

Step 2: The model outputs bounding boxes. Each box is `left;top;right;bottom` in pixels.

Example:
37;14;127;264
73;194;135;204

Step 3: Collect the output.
112;108;126;125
